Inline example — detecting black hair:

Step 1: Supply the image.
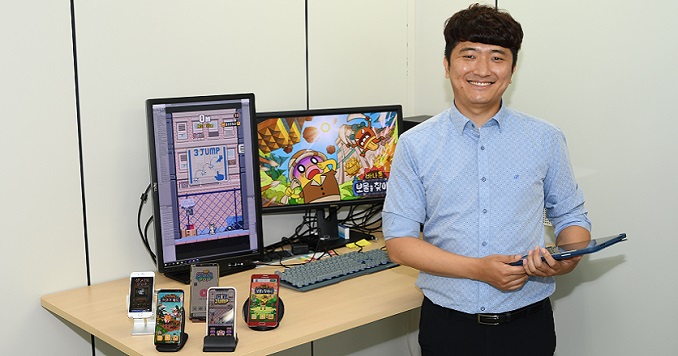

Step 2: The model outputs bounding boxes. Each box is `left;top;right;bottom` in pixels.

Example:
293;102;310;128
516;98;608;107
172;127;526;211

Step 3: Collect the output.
444;3;523;68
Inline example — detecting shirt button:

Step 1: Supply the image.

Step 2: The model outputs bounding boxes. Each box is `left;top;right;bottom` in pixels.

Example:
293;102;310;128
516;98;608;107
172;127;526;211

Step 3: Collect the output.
480;307;486;312
481;177;487;182
482;209;487;214
482;241;488;246
480;146;485;150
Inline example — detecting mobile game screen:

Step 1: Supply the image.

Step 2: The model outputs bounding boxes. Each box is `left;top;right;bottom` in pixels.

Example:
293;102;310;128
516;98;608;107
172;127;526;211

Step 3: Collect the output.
248;275;280;326
129;276;154;313
154;290;184;345
190;264;219;319
207;288;236;337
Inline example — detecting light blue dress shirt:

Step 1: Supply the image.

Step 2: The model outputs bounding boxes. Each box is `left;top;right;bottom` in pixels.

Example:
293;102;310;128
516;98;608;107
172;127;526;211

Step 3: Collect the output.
382;103;591;314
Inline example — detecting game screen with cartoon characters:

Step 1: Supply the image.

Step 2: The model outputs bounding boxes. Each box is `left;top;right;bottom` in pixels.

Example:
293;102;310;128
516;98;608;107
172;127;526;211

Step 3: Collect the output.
154;290;184;345
257;105;402;211
147;94;263;274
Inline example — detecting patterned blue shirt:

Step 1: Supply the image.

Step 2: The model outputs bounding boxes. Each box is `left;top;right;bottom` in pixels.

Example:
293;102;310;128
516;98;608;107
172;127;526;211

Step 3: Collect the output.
382;103;591;314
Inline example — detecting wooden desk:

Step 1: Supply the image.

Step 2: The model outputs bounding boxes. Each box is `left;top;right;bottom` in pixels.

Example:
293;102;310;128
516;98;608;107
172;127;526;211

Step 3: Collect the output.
41;242;422;355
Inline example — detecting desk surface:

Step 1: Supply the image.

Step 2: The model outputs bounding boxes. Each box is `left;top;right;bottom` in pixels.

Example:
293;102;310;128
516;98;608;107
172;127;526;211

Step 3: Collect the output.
41;240;422;355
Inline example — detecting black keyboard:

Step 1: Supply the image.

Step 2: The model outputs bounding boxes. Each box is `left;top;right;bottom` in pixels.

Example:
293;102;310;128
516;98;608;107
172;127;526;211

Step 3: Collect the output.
276;249;397;292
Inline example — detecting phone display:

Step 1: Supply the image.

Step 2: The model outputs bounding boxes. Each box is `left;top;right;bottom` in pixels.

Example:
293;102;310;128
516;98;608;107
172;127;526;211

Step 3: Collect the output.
154;289;185;346
207;287;236;337
247;274;280;328
128;272;155;319
190;264;219;320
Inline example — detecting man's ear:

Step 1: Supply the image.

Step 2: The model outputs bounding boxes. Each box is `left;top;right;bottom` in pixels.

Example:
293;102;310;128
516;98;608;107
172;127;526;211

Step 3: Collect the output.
443;57;451;78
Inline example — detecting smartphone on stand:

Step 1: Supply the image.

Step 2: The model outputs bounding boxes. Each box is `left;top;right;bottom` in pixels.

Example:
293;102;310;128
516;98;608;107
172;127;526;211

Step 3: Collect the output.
206;287;237;337
154;289;185;348
190;263;219;321
247;274;280;329
128;271;155;319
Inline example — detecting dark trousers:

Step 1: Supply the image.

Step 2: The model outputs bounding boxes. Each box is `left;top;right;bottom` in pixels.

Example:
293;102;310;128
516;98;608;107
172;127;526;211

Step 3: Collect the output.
419;297;556;356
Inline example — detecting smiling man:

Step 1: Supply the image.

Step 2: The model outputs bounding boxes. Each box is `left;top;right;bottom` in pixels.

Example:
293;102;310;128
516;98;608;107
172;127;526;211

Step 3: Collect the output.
382;4;591;356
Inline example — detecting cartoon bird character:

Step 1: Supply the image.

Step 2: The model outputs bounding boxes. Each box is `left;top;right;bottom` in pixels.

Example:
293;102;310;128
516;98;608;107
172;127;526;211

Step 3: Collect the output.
286;150;340;203
352;120;383;157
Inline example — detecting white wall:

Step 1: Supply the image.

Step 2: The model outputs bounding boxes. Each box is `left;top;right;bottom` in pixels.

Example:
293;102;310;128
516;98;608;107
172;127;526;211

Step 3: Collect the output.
1;1;91;355
6;0;676;355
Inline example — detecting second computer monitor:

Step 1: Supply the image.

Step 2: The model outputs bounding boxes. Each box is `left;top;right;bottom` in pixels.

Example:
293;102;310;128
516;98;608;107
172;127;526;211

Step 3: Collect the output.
256;105;403;240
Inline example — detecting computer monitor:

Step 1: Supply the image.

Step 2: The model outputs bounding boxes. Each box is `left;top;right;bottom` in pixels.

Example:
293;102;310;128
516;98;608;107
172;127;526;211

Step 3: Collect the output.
256;105;403;248
146;93;263;284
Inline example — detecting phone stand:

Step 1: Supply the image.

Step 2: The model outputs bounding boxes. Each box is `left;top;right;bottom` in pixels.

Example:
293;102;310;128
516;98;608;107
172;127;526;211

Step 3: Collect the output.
156;308;188;352
242;297;285;331
131;317;155;336
126;294;155;335
203;335;238;352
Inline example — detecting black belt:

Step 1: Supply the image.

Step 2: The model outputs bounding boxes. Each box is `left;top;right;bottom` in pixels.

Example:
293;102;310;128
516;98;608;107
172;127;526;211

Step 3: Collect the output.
446;298;549;326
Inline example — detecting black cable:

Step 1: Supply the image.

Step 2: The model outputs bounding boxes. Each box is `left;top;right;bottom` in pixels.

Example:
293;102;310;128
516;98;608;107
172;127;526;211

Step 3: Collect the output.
138;183;156;264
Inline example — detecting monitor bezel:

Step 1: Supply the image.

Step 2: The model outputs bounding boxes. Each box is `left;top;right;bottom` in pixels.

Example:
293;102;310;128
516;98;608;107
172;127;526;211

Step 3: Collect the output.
145;93;264;280
255;104;403;215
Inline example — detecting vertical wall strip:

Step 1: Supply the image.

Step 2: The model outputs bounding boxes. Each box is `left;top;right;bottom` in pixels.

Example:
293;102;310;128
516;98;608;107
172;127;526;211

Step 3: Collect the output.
69;0;91;287
305;0;310;110
305;2;314;353
68;1;95;353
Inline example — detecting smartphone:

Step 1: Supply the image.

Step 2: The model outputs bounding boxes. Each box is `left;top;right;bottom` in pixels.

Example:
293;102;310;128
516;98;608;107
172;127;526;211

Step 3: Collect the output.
247;274;280;329
154;289;185;347
127;271;155;319
206;287;237;337
190;263;219;320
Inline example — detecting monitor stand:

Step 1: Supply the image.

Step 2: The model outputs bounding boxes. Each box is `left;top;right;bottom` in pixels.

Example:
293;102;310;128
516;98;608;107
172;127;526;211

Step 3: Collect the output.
163;261;257;284
310;206;374;251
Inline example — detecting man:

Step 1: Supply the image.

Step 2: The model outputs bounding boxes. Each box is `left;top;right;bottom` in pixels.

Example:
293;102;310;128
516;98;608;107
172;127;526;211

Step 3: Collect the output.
382;4;591;355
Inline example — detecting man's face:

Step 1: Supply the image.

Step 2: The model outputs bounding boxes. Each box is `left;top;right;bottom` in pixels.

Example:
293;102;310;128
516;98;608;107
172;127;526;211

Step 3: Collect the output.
444;41;515;118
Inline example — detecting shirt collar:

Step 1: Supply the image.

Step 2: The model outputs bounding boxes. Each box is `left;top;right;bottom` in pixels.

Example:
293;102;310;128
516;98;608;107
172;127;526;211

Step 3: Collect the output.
448;102;510;135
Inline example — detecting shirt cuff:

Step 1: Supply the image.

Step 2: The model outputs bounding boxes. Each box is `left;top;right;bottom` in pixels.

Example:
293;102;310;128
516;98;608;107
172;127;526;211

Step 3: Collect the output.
382;211;422;240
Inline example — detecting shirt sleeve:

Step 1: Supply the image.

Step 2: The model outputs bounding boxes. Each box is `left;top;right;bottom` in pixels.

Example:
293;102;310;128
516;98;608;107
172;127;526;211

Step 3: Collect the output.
382;133;427;240
543;129;592;236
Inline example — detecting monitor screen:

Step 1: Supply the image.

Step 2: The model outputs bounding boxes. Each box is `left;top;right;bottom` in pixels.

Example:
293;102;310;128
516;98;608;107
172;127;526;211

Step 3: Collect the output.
146;93;263;283
256;105;402;244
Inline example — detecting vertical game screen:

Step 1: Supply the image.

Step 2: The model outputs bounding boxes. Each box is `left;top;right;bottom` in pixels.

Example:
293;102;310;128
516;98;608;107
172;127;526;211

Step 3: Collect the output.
248;277;279;323
129;277;153;313
150;97;259;268
155;291;184;344
207;288;236;337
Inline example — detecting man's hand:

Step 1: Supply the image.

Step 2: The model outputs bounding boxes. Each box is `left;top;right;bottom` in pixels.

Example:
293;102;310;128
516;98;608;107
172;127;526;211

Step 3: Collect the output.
475;254;529;291
520;246;583;277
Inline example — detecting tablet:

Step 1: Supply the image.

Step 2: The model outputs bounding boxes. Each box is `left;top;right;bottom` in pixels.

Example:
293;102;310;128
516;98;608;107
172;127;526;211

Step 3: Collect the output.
509;233;627;266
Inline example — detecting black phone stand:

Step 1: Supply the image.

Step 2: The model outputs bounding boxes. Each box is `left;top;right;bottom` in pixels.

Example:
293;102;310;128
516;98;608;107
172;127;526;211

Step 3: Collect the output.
156;309;188;352
242;297;285;331
203;334;238;352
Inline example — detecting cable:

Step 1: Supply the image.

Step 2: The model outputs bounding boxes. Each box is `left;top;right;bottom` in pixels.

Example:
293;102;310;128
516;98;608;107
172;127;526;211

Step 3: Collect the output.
138;183;156;264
